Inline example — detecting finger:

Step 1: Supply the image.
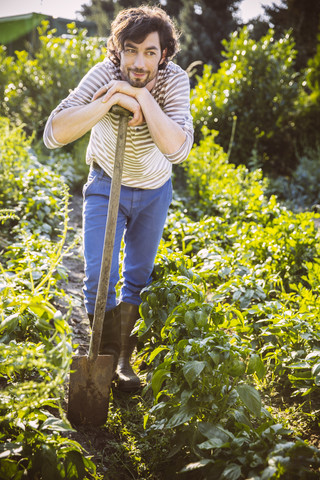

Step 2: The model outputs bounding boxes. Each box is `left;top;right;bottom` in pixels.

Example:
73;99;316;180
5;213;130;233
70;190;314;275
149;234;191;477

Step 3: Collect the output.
92;85;108;101
92;88;105;101
101;87;117;103
128;117;137;127
128;111;143;127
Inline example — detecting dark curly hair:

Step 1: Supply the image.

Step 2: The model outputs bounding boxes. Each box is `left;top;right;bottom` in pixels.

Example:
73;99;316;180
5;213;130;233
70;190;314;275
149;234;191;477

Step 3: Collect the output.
107;5;180;70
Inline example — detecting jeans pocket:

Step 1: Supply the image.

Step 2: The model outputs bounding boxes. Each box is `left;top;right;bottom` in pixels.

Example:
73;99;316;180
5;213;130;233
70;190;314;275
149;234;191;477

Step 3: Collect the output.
82;169;99;198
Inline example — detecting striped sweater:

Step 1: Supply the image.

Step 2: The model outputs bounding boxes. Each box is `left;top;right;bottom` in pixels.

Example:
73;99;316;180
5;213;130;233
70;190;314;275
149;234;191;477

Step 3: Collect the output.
43;58;194;189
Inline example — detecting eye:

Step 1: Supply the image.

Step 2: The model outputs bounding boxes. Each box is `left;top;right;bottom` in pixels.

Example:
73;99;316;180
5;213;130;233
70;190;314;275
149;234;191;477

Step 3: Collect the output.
124;48;136;55
146;51;157;56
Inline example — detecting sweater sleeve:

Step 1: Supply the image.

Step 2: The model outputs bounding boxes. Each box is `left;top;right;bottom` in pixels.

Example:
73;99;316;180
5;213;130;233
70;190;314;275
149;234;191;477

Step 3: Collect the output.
162;69;194;164
43;61;114;149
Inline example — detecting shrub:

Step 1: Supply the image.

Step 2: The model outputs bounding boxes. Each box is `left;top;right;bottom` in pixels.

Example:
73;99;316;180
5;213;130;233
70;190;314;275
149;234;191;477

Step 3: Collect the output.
266;144;320;210
0;117;67;241
0;22;106;190
0;118;95;479
294;31;320;156
178;127;268;220
0;21;106;138
191;28;300;176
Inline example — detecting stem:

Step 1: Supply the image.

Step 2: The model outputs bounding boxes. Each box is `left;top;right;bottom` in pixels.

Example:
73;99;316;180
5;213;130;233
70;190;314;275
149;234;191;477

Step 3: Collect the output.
227;115;237;162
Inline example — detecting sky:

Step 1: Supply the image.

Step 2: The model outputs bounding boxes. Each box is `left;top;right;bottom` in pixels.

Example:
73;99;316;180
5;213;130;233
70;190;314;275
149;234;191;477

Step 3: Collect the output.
0;0;282;22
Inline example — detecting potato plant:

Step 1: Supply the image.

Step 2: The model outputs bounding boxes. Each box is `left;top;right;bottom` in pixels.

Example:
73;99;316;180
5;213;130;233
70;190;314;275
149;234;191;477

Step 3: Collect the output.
134;131;320;478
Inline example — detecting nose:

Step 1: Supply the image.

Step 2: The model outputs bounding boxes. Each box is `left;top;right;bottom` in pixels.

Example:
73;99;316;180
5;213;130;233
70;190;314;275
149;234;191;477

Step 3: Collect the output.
133;52;145;69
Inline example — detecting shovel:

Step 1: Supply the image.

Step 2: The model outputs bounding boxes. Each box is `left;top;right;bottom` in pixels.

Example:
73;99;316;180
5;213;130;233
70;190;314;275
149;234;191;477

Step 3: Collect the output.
67;105;131;426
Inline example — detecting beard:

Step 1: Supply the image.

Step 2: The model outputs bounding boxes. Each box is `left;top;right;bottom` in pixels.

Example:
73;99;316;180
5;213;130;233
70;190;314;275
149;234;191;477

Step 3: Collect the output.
121;68;156;88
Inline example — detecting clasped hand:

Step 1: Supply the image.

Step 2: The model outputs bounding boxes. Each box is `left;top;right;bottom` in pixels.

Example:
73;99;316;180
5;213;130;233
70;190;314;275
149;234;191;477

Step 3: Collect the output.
92;81;145;127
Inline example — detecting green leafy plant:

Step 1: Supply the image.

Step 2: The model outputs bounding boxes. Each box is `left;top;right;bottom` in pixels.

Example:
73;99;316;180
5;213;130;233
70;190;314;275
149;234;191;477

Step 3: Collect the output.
0;22;106;138
0;22;106;190
136;247;320;478
0;117;95;480
0;117;69;241
124;126;320;478
191;28;300;175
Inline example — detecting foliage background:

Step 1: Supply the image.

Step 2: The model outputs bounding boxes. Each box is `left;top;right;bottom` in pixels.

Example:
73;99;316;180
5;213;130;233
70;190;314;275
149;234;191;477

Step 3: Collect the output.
1;3;320;199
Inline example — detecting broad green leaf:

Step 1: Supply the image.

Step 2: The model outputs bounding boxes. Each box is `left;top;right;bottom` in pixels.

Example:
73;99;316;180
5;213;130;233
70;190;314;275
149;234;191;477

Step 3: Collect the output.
39;445;58;480
311;363;320;376
306;350;320;360
232;290;242;301
288;362;310;369
180;459;213;472
255;356;266;380
183;361;206;388
261;466;277;479
40;416;73;432
148;346;170;363
232;308;245;326
166;405;195;428
0;459;21;478
198;437;226;449
0;443;23;459
65;450;86;480
198;422;234;443
0;313;19;332
233;409;252;427
236;384;261;417
151;368;170;398
222;464;242;480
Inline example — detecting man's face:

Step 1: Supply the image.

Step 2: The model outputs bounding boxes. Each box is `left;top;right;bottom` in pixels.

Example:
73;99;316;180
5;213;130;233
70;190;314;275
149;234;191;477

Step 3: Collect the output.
119;31;165;90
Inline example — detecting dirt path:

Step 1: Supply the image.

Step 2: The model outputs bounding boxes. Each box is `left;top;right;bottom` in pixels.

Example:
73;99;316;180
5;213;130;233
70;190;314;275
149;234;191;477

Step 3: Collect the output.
58;192;90;354
56;193;122;477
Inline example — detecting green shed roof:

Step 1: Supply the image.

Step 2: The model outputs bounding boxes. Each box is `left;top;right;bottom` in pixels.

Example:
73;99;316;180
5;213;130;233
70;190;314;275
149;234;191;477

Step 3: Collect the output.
0;13;47;44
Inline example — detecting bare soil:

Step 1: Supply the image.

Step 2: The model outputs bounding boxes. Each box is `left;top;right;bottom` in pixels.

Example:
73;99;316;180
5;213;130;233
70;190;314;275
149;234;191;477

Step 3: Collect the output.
58;192;90;355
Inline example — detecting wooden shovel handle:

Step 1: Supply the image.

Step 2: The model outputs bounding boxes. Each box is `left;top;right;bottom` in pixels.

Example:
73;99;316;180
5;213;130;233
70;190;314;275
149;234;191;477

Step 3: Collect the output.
89;106;130;362
110;105;132;117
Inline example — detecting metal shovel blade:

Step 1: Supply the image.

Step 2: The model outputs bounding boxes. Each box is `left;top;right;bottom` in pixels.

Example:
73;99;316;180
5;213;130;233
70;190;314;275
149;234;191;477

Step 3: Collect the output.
67;355;114;426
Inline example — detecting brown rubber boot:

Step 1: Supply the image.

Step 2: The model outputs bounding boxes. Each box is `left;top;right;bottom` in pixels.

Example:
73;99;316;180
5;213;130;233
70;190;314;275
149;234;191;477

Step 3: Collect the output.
88;304;121;373
116;302;141;392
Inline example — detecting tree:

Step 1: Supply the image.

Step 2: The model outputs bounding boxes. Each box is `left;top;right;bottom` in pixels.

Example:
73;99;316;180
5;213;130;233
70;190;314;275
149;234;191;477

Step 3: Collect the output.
176;0;240;70
264;0;320;69
80;0;111;36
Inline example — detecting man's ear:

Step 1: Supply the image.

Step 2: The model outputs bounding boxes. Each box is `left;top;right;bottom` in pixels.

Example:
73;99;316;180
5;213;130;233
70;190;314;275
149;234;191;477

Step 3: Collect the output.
160;48;168;65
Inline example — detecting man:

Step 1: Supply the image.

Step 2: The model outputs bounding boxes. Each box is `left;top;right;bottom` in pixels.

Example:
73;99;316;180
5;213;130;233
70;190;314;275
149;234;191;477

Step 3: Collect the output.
43;6;194;391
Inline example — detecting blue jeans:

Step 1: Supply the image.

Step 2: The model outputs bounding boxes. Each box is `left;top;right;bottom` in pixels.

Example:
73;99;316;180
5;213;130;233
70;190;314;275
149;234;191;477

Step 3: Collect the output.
82;166;172;315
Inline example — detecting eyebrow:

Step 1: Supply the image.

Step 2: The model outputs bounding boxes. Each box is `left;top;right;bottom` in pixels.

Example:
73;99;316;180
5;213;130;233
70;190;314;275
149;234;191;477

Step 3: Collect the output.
124;41;160;51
